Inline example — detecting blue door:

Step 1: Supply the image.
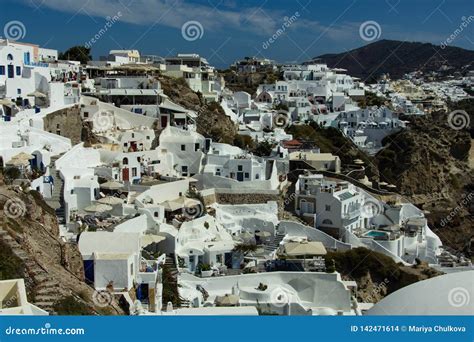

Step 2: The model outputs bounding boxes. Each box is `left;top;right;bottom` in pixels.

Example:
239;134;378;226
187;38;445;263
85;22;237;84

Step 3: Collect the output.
84;260;95;284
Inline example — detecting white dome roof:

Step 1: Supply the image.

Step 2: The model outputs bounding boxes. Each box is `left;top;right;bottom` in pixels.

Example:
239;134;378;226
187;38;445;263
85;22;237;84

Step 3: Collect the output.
367;271;474;315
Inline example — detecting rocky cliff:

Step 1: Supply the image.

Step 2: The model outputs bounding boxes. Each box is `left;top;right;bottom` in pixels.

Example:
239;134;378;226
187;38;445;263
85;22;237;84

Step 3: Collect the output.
0;180;124;315
159;76;238;144
375;110;473;256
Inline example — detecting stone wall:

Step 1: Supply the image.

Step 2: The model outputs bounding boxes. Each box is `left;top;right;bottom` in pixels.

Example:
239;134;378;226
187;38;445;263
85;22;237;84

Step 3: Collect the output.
44;105;82;145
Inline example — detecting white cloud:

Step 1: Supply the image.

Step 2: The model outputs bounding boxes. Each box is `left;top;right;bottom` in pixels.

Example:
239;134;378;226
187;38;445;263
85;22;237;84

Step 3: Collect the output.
25;0;288;36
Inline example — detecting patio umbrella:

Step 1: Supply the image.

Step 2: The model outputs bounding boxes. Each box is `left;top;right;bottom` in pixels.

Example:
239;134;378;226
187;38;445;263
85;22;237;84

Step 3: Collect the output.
83;203;113;213
98;196;123;205
282;241;327;257
255;231;271;238
0;99;14;106
27;90;47;98
11;152;34;160
100;181;124;190
214;294;239;307
7;158;30;167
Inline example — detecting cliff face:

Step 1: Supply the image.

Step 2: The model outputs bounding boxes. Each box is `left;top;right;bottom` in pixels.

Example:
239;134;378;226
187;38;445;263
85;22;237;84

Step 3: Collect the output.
159;76;238;144
375;111;473;256
0;185;124;315
326;248;442;303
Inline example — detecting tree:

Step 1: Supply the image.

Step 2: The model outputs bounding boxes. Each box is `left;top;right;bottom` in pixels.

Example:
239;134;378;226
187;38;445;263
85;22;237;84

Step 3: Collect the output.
233;243;257;256
58;46;92;65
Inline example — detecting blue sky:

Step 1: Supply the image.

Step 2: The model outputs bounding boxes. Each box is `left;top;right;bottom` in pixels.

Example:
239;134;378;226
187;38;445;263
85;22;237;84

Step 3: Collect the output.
2;0;473;67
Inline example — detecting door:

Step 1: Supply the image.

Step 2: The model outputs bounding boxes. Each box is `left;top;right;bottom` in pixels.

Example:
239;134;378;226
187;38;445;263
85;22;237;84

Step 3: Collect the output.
237;172;244;181
7;65;14;78
84;260;95;284
161;115;168;128
189;255;195;272
122;168;130;182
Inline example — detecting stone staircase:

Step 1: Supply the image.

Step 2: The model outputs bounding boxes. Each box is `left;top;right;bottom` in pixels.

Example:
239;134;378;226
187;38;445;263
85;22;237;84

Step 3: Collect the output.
45;154;66;224
0;227;61;314
264;233;285;253
163;253;191;308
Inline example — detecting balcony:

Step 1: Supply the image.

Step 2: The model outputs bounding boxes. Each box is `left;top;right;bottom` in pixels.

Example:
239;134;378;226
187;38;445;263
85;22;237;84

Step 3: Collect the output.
342;207;360;220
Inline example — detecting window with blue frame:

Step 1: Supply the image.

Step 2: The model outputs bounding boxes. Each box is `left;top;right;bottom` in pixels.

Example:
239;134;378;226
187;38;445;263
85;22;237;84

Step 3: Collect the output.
16;66;21;76
0;66;4;75
23;52;30;65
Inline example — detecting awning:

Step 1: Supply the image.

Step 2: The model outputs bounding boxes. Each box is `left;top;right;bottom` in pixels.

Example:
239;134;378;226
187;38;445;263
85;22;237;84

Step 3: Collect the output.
281;241;327;257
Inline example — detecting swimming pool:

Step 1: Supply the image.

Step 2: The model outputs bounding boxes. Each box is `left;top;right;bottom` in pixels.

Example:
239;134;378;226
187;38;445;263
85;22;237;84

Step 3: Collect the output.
364;230;388;238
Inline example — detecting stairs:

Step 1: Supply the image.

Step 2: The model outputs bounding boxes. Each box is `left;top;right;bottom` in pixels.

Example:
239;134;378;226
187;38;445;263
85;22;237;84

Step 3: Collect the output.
164;253;178;279
45;154;66;224
0;227;61;314
264;233;285;253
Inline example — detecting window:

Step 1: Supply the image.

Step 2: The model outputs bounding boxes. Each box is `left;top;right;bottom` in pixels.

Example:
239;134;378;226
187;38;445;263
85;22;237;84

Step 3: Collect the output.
195;143;200;151
245;172;249;179
0;66;4;75
16;66;21;76
181;144;186;151
17;89;21;95
84;112;89;118
130;264;134;276
238;165;243;171
132;168;137;177
154;212;159;218
123;157;128;165
325;205;331;211
146;136;150;140
256;174;259;180
7;54;13;61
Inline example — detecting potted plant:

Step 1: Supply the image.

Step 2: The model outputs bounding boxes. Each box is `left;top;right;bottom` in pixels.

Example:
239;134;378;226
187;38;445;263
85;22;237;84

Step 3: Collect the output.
198;263;213;277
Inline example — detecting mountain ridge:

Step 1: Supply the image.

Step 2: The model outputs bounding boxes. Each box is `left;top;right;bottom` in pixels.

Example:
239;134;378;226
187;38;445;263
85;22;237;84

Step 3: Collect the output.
317;39;474;81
